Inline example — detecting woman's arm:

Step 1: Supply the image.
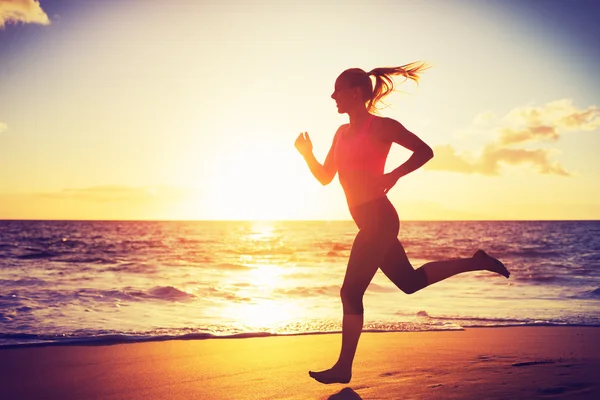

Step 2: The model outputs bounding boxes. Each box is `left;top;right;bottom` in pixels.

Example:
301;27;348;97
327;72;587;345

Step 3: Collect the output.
382;118;434;180
375;118;433;194
295;127;341;186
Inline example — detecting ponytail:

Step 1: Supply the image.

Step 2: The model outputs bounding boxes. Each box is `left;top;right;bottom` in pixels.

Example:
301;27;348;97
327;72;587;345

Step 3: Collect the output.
339;62;429;113
367;62;428;112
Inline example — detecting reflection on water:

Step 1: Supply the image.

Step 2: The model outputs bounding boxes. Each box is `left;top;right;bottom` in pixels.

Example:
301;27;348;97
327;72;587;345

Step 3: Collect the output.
213;221;307;330
223;299;304;330
245;221;276;242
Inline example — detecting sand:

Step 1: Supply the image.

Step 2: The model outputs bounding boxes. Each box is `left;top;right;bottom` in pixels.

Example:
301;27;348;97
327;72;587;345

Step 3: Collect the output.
1;327;599;400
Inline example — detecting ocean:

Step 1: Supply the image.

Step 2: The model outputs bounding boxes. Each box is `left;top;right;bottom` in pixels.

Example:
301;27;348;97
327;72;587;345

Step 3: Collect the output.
1;220;599;347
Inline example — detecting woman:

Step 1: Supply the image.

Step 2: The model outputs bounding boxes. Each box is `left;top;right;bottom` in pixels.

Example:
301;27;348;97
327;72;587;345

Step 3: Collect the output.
294;62;509;385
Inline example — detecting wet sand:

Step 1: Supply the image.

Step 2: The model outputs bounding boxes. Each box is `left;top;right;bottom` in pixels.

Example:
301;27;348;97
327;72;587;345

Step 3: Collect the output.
1;327;598;399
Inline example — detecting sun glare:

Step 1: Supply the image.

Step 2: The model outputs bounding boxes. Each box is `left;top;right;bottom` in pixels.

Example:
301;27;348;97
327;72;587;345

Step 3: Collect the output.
246;222;275;241
216;221;304;329
249;265;282;288
230;300;301;329
223;262;303;330
197;139;311;220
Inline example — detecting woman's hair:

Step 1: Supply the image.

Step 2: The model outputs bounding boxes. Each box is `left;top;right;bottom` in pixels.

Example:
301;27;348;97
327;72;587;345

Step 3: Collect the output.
340;62;429;113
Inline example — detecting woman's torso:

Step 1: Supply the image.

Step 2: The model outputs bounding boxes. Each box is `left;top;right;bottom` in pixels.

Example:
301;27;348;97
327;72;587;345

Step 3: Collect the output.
335;115;392;208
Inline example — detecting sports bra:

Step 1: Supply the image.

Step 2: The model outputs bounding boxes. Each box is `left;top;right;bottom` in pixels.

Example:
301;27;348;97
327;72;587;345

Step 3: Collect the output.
334;115;390;173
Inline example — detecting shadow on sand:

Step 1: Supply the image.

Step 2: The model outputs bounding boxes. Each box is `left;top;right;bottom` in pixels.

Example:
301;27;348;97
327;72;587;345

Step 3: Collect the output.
328;387;363;400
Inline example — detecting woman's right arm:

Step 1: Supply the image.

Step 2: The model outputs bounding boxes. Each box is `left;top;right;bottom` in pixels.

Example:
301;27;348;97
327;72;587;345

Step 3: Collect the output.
295;127;341;186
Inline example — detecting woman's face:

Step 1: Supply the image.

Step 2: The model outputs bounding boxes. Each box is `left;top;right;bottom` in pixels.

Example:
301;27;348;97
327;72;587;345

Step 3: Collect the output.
331;75;361;114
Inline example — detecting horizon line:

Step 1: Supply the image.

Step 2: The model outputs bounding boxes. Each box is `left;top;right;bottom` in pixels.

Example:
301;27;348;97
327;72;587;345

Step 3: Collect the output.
1;218;598;223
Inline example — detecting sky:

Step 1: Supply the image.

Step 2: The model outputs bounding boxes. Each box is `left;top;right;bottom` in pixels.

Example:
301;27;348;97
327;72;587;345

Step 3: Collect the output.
0;0;599;221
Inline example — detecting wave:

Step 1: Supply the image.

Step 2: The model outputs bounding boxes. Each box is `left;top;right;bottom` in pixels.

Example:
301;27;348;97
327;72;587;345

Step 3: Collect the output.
514;274;565;284
0;332;215;348
0;325;458;349
214;263;252;271
426;315;532;324
147;286;195;301
106;263;156;273
220;245;297;256
61;256;118;264
576;287;600;299
17;251;60;260
367;283;397;293
275;285;340;297
14;250;118;265
4;320;600;349
71;286;196;303
502;249;566;259
0;278;47;287
316;242;352;252
405;311;600;328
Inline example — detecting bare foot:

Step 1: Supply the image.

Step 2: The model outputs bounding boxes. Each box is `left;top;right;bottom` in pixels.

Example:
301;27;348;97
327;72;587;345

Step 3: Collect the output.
473;250;510;278
309;366;351;384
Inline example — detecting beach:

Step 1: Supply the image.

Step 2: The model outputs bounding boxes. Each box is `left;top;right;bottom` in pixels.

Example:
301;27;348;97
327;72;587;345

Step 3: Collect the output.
1;220;599;398
1;326;599;400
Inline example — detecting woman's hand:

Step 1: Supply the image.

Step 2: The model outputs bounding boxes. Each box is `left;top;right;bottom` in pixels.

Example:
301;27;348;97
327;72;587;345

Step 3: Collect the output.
294;132;313;157
376;172;400;194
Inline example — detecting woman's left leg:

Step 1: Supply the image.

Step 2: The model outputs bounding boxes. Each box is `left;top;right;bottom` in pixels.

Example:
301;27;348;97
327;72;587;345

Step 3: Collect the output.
380;241;509;292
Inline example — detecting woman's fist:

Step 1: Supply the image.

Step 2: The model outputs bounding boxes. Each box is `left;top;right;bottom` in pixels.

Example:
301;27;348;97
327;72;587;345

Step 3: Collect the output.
294;132;313;157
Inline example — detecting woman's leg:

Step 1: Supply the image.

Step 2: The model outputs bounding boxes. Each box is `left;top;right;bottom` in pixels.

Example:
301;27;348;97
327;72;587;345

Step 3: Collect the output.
380;241;509;294
379;239;427;294
421;249;509;284
309;229;389;384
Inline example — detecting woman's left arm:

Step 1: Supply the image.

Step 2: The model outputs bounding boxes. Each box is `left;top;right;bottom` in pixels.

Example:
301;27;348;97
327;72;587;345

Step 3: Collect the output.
377;118;434;193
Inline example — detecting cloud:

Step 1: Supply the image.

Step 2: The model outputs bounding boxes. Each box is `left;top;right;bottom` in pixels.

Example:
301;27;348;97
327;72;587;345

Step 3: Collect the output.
500;99;600;145
504;99;600;132
0;0;50;28
498;125;559;145
425;99;599;176
472;111;497;127
0;122;7;133
34;185;191;203
426;144;569;176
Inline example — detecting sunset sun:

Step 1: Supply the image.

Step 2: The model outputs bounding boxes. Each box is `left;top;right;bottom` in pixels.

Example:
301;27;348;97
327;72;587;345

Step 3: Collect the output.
196;139;312;220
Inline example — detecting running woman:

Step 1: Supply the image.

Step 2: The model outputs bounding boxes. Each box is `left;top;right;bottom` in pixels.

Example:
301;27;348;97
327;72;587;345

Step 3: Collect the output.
294;63;509;384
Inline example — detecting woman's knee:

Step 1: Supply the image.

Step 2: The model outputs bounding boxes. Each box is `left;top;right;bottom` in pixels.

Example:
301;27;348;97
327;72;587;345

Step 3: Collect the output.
340;284;364;314
398;282;420;295
397;269;428;295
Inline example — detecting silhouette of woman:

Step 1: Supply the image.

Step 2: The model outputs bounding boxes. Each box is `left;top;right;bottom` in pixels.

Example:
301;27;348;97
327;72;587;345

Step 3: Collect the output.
294;63;509;385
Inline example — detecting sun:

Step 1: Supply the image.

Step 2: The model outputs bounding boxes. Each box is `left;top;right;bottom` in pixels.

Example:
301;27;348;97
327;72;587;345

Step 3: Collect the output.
195;138;315;220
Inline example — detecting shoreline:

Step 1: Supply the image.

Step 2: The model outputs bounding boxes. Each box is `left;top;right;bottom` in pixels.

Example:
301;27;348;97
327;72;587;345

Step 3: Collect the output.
1;326;599;399
2;323;600;349
2;324;600;349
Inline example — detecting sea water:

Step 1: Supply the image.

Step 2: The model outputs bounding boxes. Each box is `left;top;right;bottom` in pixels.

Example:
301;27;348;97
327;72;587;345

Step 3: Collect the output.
1;220;599;346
